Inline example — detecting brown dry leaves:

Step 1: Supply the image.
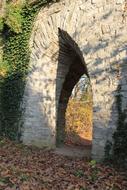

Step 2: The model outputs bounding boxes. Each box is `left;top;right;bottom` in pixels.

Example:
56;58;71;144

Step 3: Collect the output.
0;139;126;190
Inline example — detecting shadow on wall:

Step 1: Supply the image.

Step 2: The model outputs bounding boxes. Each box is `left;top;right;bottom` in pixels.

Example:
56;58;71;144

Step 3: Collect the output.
21;62;57;147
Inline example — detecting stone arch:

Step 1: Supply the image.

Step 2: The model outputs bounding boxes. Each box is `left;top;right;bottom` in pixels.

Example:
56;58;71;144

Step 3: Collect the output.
56;28;90;145
21;0;127;160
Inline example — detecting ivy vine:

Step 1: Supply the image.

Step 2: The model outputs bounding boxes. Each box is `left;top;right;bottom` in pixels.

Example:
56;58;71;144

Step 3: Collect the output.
0;0;57;140
104;84;127;167
112;84;127;167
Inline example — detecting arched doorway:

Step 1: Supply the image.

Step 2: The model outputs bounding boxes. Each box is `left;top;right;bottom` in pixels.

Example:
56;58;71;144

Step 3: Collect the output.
56;29;93;155
65;75;93;147
22;0;126;160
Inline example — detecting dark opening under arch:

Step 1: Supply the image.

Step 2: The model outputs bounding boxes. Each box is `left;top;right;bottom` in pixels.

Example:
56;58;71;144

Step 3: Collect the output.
56;29;91;146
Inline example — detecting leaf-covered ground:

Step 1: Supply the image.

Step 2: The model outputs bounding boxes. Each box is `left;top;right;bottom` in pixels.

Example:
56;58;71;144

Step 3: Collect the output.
0;139;126;190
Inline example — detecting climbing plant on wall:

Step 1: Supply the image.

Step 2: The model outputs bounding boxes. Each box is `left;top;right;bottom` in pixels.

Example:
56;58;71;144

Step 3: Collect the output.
112;84;127;167
0;0;58;140
104;84;127;167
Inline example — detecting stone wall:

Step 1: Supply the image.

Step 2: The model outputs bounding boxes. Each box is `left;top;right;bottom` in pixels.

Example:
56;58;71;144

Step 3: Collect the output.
21;0;127;160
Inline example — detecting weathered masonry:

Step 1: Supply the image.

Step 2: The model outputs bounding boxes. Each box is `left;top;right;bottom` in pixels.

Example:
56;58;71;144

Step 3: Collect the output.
21;0;127;160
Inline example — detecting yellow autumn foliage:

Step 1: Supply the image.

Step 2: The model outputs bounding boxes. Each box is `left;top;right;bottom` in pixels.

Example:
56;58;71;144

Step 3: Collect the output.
65;99;93;146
